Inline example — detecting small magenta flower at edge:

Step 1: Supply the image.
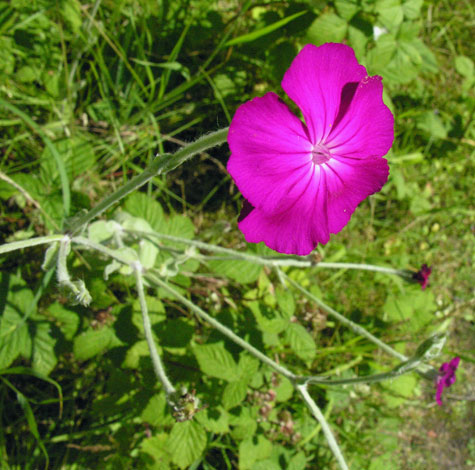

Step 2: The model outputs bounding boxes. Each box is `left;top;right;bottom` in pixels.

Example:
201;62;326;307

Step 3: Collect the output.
413;264;432;289
227;43;394;255
436;357;460;406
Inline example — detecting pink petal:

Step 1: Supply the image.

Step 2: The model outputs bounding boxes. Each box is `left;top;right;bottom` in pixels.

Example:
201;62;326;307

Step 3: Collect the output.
449;357;461;370
435;381;444;406
281;43;367;145
326;76;394;159
237;157;388;255
227;92;314;214
238;201;324;256
323;157;389;234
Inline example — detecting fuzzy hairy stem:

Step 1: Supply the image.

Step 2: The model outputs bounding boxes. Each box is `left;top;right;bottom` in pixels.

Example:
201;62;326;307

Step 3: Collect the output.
147;271;297;382
133;264;177;398
66;128;229;235
296;384;349;470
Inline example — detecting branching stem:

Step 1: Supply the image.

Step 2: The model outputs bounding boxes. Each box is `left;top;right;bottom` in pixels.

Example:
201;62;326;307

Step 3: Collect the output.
147;271;297;382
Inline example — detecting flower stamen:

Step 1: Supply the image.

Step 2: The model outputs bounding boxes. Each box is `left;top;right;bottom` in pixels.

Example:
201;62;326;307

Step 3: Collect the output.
311;145;332;165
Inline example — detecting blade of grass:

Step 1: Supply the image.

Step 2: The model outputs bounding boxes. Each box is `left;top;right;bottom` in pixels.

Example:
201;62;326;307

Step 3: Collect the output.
0;376;49;468
225;10;308;46
158;22;191;100
0;367;63;418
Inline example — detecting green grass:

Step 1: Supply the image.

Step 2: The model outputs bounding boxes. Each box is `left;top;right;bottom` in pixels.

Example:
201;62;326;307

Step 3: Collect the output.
0;0;473;469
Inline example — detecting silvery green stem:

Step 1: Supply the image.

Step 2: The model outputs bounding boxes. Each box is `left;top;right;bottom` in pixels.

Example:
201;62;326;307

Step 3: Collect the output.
302;359;421;386
316;262;409;277
67;128;229;235
71;236;134;264
296;383;349;470
0;235;64;255
147;272;297;382
282;271;408;362
133;263;177;398
127;230;409;276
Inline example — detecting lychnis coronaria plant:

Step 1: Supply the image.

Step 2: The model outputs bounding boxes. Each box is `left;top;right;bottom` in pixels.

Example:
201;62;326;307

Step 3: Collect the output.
0;39;461;470
227;43;394;255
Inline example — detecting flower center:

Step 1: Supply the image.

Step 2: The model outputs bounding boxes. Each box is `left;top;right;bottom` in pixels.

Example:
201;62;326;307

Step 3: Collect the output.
311;145;332;165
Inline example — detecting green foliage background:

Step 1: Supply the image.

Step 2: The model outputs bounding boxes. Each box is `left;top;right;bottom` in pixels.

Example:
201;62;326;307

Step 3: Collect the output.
0;0;473;469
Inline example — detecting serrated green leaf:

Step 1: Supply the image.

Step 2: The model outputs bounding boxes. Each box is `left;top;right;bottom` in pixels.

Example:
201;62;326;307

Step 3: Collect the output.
383;288;435;331
88;220;118;244
0;274;34;369
222;380;248;410
275;376;294;402
254;460;282;470
155;318;194;348
208;258;261;284
192;342;239;381
416;112;447;140
246;300;288;334
196;407;229;434
399;41;422;66
284;323;316;362
123;340;151;369
276;288;295;318
229;407;258;440
375;0;404;31
382;374;419;408
124;193;164;231
412;39;438;73
237;353;259;381
348;24;369;59
0;308;31;369
17;65;36;83
239;435;272;470
138;239;159;269
382;47;419;84
162;213;195;239
73;327;114;361
335;0;360;20
455;55;474;78
141;393;174;427
288;451;308;470
140;433;172;469
402;0;423;19
168;421;206;469
132;297;165;331
32;322;57;376
366;34;397;73
306;13;347;46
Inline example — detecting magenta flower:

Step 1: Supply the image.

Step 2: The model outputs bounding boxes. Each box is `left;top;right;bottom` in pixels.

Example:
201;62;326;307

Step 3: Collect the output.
227;43;394;255
413;264;432;290
436;357;460;406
